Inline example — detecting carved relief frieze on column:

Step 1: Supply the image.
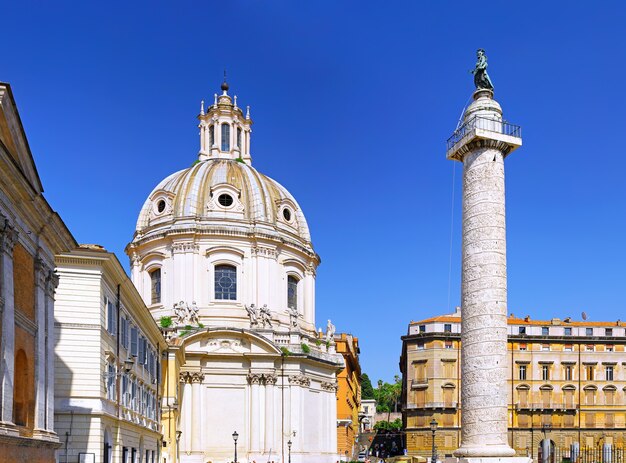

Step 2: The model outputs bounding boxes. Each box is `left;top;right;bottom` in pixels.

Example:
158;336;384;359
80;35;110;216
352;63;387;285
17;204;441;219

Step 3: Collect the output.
179;371;193;383
0;219;18;256
321;381;339;392
191;372;205;383
247;372;263;385
171;242;200;255
288;373;310;387
264;374;278;385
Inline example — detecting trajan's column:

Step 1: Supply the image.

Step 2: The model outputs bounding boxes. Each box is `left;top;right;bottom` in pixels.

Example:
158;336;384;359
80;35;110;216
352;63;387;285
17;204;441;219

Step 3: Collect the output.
445;50;529;463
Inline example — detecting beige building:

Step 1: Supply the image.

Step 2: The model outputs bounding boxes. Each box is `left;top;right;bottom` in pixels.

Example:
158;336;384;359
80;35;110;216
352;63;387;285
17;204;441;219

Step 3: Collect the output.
0;81;76;462
55;245;168;463
401;308;626;460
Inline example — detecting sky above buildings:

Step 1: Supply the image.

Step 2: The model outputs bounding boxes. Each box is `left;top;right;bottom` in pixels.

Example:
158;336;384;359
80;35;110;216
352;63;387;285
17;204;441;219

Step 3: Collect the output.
2;2;625;383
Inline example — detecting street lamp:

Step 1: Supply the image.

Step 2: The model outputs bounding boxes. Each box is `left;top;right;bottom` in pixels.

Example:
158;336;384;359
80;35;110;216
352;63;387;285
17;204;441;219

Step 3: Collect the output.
430;419;438;463
287;439;292;463
232;431;239;463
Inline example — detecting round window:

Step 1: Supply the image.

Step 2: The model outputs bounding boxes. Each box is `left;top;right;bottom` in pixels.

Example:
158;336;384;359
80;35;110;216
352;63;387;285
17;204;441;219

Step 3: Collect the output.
157;200;166;213
282;208;292;222
218;194;234;207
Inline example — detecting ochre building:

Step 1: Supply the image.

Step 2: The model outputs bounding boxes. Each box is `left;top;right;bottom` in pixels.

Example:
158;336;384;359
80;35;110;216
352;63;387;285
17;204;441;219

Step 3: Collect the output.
401;308;626;460
335;333;361;460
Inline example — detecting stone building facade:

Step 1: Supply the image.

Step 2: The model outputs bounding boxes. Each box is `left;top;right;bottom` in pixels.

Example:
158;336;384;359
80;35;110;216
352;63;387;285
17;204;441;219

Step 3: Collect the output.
335;333;361;460
54;245;168;463
125;81;343;463
0;81;76;462
401;309;626;460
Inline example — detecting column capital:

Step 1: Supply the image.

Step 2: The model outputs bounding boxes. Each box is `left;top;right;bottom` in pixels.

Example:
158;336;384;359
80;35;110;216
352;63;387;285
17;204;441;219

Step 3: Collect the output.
288;373;310;387
0;221;18;255
179;371;193;383
191;372;204;383
321;381;338;392
264;373;278;385
247;372;263;385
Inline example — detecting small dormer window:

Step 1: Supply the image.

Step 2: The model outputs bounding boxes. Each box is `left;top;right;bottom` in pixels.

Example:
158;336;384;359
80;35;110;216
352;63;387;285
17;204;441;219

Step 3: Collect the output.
157;200;166;213
237;128;242;148
282;208;292;222
218;193;233;207
221;123;230;151
209;125;215;146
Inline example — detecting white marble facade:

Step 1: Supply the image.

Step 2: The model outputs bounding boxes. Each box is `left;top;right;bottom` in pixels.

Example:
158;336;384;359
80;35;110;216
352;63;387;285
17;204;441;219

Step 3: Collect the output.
127;82;343;463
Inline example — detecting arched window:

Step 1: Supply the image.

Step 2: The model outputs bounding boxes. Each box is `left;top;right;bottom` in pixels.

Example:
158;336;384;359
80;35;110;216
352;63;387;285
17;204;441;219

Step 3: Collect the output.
287;276;298;310
215;264;237;300
221;123;230;152
150;268;161;304
209;125;215;146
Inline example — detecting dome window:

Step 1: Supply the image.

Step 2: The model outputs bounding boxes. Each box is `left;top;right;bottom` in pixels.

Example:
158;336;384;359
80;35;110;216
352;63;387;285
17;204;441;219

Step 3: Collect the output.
282;208;292;222
157;200;166;214
209;125;215;146
215;264;237;300
237;127;242;148
221;123;231;151
287;275;299;310
150;268;161;304
218;193;234;208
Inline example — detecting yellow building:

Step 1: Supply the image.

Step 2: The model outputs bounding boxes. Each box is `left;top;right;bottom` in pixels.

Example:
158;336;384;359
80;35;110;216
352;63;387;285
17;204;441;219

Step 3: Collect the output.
335;333;361;461
401;308;626;460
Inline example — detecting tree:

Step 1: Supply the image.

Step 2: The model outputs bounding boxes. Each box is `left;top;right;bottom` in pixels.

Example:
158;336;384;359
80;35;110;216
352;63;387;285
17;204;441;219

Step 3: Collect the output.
361;373;375;400
373;376;402;416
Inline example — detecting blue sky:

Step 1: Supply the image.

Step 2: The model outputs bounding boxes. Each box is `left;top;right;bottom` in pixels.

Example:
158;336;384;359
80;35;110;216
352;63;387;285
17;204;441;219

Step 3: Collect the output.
3;2;625;383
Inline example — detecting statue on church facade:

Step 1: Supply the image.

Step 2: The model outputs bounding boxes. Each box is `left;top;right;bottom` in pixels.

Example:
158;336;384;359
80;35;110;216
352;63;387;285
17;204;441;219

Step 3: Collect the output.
471;49;494;90
245;303;259;328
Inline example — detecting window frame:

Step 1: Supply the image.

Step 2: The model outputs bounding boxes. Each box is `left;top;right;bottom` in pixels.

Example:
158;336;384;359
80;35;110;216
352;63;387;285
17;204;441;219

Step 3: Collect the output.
287;275;299;310
221;123;231;151
214;263;237;301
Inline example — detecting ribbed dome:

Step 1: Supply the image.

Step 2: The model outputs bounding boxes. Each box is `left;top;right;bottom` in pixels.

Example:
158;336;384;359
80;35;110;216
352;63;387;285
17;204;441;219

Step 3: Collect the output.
135;159;312;244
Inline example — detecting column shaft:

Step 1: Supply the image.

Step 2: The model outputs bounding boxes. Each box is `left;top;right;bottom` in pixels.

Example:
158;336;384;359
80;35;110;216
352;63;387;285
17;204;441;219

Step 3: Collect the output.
250;378;261;452
264;378;275;453
0;229;17;425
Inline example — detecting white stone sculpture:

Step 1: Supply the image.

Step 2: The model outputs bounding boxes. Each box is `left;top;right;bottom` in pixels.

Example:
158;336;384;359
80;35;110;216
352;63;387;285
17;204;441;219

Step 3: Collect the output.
259;304;273;328
245;303;259;328
325;319;335;343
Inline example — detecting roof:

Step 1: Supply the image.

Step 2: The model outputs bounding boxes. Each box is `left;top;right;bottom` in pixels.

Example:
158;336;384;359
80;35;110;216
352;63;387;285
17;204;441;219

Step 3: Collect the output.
409;315;624;327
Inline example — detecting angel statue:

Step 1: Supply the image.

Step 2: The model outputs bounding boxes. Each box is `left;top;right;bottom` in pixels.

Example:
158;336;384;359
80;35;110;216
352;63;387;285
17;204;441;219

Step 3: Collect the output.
325;319;336;343
174;301;187;325
470;48;494;90
188;301;200;325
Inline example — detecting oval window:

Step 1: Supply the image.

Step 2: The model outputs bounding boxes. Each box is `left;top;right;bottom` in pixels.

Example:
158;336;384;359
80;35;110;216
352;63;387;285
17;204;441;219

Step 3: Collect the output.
282;208;292;222
157;200;166;213
218;193;234;207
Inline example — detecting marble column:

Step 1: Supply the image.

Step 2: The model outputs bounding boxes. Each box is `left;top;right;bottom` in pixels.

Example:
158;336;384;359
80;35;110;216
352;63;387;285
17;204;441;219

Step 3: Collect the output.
191;372;204;451
180;372;193;453
288;374;308;453
264;374;277;454
248;373;262;453
446;88;522;460
0;223;18;428
33;256;49;434
45;270;57;432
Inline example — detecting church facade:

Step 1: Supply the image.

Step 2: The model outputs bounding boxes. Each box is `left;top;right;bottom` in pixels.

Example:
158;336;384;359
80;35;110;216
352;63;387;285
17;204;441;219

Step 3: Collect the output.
126;81;343;463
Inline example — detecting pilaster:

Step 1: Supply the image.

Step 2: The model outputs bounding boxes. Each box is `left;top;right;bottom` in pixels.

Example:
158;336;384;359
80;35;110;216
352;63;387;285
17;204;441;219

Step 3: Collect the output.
248;372;263;453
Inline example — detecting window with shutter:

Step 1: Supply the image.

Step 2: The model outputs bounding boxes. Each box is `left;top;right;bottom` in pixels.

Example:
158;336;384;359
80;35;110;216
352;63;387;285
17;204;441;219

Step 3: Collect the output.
131;327;138;357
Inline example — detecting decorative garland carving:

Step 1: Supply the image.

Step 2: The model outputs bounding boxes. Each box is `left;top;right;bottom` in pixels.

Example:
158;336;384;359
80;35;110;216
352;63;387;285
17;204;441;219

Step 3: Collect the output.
171;242;200;254
251;246;278;259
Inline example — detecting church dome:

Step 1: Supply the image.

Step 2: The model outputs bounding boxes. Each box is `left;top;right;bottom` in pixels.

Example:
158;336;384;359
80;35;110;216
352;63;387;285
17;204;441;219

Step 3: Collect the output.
135;158;312;246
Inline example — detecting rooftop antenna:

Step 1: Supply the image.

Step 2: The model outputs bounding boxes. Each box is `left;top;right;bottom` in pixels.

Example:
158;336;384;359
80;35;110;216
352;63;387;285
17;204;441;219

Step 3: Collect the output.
582;311;588;321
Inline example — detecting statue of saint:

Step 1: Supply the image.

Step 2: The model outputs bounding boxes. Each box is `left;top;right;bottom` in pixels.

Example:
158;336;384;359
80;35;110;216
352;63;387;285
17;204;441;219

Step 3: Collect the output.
245;303;259;327
470;49;494;90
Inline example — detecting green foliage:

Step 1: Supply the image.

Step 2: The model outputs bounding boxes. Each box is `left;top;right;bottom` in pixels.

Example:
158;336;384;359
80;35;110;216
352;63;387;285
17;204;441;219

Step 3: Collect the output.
198;323;205;328
281;347;292;356
235;157;244;163
361;373;375;400
301;343;311;354
191;159;201;167
185;325;193;330
178;329;190;337
373;375;402;413
373;418;403;431
315;339;321;346
159;316;173;328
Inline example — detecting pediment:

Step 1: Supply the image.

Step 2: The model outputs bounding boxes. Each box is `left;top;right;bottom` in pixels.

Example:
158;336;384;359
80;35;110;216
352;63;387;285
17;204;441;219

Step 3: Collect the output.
182;328;281;356
0;83;43;193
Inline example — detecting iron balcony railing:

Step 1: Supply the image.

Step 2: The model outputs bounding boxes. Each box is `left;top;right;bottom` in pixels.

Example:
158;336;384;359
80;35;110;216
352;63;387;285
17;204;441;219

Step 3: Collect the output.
515;402;577;411
447;116;522;152
405;401;458;410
